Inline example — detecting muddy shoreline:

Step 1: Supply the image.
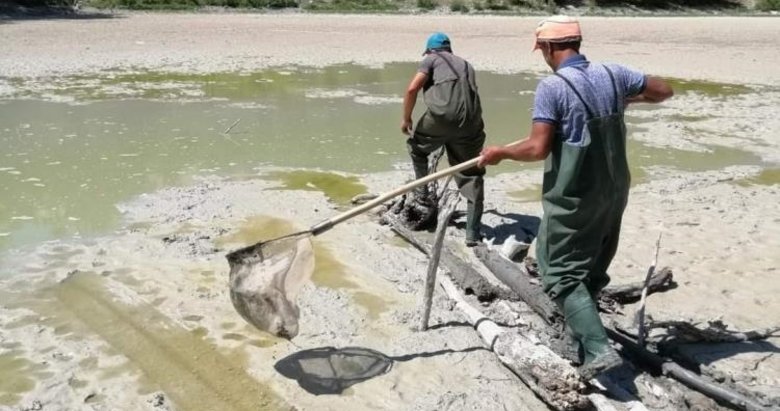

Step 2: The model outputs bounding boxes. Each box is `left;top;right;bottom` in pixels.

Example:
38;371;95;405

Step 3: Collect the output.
1;13;779;411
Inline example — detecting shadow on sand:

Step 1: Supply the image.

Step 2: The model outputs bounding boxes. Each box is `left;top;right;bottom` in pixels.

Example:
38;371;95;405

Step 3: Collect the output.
274;345;487;395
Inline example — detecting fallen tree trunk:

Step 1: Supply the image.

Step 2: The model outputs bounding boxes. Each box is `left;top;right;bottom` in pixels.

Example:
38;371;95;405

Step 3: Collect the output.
389;220;650;410
606;329;770;411
437;274;590;411
474;245;773;411
522;256;675;306
473;245;560;324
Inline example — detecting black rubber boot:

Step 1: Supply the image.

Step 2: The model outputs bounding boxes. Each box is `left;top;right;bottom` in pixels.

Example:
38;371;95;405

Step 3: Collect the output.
556;283;623;379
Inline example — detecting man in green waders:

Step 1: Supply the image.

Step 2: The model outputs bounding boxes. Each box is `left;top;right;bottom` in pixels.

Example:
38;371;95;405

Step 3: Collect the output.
402;32;486;246
478;16;673;379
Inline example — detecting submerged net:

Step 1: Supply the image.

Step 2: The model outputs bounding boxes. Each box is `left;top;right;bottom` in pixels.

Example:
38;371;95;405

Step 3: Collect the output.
226;232;314;339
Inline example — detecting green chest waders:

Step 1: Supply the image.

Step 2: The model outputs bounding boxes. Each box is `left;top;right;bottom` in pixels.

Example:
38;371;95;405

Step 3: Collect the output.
536;67;629;369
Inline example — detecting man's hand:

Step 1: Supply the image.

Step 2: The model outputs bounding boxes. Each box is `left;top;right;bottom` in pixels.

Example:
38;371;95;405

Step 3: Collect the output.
478;146;505;167
401;119;413;135
628;77;673;105
478;123;555;167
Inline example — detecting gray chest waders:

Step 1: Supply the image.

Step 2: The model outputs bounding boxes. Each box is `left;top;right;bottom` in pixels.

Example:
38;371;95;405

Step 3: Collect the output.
407;52;486;243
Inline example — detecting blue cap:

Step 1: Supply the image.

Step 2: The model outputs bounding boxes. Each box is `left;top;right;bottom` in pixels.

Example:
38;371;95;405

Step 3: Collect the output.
423;32;451;55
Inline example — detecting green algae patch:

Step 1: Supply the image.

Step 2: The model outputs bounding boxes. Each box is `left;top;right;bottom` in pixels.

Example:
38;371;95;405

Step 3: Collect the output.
351;291;389;320
663;78;751;97
735;168;780;187
218;215;357;289
17;271;288;411
508;185;542;203
627;139;762;186
665;113;714;122
263;170;368;206
387;233;412;249
0;349;48;406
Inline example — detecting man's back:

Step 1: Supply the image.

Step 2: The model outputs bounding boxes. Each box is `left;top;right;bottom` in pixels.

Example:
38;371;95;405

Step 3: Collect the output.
418;51;479;96
533;56;646;147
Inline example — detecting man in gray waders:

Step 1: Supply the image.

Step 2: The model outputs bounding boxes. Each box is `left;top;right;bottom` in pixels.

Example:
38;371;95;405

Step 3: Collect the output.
478;16;673;379
402;32;486;246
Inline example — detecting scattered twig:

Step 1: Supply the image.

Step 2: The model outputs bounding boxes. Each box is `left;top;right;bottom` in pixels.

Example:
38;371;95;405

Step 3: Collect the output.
635;232;663;347
648;319;780;346
752;353;774;372
223;118;241;134
601;267;674;304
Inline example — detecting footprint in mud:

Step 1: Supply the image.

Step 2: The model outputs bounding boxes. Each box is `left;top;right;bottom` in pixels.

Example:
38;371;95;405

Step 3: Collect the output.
222;333;247;341
248;339;276;348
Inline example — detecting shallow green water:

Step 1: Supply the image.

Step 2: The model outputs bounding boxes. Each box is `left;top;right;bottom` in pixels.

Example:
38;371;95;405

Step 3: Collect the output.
0;64;766;252
261;170;368;205
735;167;780;186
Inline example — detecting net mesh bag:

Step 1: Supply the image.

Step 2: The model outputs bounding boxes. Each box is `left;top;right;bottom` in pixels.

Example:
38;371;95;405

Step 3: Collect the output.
226;233;314;339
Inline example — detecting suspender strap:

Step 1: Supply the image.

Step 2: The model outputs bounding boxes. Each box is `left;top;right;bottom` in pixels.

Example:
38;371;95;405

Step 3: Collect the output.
554;72;595;119
603;65;620;114
435;51;475;97
555;64;622;118
435;51;460;80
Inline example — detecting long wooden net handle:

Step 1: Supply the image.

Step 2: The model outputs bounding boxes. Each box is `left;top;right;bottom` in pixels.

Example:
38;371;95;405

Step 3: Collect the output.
310;156;481;235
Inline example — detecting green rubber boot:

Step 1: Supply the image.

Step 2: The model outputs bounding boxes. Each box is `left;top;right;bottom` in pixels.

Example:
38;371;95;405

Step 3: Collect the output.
465;200;483;247
556;283;623;379
459;175;483;247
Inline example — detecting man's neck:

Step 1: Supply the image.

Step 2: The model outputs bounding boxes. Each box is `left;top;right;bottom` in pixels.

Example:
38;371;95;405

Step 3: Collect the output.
552;50;579;71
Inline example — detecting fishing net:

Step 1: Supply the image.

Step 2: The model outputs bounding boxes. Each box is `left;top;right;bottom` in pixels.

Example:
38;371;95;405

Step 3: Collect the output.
226;232;314;339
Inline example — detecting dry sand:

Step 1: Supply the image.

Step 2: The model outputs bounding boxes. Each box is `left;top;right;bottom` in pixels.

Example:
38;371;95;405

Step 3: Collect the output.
0;13;779;411
1;14;780;85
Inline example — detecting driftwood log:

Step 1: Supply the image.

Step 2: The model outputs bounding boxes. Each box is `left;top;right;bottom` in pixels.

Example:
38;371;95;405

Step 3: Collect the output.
390;219;650;410
474;245;774;411
437;274;590;411
606;329;771;411
473;245;560;324
523;256;675;306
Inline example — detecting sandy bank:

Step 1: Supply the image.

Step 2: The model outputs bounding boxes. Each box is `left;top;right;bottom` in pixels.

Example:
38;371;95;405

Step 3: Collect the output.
1;14;780;85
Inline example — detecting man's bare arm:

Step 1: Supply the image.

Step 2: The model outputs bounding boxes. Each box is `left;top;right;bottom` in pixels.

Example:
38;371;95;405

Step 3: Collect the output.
627;77;674;104
401;72;428;134
478;122;556;166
